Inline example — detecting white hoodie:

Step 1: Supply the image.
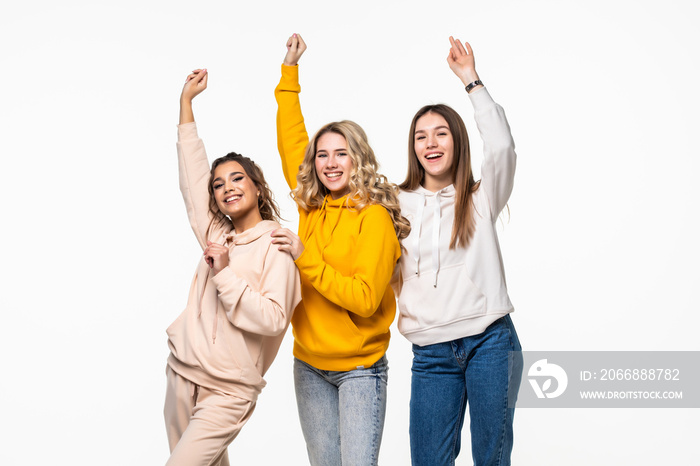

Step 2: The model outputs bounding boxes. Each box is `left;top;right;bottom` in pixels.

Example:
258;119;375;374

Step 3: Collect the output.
396;87;517;346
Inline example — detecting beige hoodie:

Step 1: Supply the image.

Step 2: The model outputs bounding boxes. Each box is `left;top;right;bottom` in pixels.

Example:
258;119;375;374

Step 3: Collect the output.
166;122;301;402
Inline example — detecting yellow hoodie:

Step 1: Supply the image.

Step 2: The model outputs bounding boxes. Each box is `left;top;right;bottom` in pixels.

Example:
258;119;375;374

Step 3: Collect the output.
275;64;400;371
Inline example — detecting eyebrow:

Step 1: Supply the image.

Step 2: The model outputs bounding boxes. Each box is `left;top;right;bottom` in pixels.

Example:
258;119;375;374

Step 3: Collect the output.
316;148;348;154
415;125;450;134
212;171;245;183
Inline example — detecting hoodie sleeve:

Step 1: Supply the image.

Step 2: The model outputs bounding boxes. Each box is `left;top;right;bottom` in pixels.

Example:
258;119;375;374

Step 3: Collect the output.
177;122;228;249
275;64;309;190
470;87;517;219
211;244;301;336
295;206;401;318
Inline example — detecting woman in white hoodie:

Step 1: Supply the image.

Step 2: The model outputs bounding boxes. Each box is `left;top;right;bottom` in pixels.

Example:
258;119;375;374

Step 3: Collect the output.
394;38;523;466
164;68;301;466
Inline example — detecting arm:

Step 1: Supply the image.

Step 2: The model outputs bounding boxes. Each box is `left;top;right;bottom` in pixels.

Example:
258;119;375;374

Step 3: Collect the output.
177;69;224;249
275;34;309;190
211;244;301;336
448;37;516;218
295;207;401;318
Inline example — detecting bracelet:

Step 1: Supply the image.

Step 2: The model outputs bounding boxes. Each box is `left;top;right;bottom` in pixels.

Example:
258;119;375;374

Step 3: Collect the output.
465;80;483;93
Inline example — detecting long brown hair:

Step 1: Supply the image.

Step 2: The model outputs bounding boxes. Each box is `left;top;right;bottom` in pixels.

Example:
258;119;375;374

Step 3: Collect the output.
294;120;410;241
207;152;281;228
399;104;480;248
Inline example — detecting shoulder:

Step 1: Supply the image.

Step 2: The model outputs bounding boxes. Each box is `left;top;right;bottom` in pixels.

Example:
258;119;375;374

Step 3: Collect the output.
398;188;421;211
360;204;393;224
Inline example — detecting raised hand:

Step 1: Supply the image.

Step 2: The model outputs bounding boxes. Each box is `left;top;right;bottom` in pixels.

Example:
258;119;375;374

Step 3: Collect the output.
283;33;307;67
179;68;208;124
446;37;482;90
204;240;229;275
270;228;305;260
181;69;208;103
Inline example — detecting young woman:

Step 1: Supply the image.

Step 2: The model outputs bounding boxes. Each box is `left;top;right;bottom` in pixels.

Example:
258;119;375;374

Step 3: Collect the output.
395;38;523;466
164;68;301;466
270;34;410;466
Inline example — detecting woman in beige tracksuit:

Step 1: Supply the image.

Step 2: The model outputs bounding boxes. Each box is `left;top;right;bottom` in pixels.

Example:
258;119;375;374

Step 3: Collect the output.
163;68;301;466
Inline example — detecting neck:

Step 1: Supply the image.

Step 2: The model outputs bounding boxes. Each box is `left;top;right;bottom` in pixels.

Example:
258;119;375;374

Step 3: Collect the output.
422;174;452;192
232;211;264;233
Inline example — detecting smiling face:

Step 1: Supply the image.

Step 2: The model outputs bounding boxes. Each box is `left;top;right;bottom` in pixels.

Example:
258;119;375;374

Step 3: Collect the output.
211;161;262;230
413;112;455;191
314;131;353;199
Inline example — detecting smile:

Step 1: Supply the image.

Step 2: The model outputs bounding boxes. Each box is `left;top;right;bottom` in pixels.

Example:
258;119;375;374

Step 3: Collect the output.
324;172;343;180
224;194;242;204
425;152;443;160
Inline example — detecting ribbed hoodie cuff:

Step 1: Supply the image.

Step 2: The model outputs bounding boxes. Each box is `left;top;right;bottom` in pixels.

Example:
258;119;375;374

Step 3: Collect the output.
177;121;198;141
277;64;301;93
468;86;494;110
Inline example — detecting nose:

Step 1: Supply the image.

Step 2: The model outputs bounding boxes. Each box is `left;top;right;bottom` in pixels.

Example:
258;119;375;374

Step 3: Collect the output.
224;180;235;192
426;134;437;148
327;154;338;168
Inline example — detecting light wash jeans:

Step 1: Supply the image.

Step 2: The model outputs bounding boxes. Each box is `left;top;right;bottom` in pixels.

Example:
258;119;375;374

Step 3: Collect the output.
409;315;523;466
293;355;388;466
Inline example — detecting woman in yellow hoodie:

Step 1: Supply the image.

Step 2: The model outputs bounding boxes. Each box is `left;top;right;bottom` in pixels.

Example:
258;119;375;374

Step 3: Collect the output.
270;34;409;465
165;68;301;465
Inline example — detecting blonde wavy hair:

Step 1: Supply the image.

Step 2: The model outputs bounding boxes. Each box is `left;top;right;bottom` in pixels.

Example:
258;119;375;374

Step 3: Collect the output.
293;120;410;241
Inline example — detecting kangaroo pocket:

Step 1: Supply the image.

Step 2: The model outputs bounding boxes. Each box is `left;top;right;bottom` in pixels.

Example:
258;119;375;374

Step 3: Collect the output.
397;263;486;336
294;303;365;358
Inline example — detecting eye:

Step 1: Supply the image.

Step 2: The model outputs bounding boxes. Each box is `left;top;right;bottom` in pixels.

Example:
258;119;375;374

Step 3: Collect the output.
438;131;448;136
213;183;223;190
232;176;244;182
337;152;348;157
316;153;327;158
415;135;426;140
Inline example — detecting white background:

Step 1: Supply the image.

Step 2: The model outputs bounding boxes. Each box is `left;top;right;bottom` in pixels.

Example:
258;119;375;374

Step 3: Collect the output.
2;0;698;464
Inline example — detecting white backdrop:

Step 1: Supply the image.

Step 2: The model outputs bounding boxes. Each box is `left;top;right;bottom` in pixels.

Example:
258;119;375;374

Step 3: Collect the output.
2;1;698;464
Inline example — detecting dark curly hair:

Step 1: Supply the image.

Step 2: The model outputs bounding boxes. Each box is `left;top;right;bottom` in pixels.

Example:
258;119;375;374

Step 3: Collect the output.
207;152;281;228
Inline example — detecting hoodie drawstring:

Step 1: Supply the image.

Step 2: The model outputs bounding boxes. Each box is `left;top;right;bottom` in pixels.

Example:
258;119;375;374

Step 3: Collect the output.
413;194;425;275
197;235;236;345
413;190;443;287
432;192;441;287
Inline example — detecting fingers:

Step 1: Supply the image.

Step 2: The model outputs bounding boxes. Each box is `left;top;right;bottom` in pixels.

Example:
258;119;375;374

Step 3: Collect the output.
454;38;468;56
270;228;294;244
463;41;473;56
185;69;207;85
296;33;307;51
287;34;296;50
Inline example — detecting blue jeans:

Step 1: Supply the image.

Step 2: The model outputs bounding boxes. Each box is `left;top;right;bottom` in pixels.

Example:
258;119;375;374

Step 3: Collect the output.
294;356;388;466
410;315;523;466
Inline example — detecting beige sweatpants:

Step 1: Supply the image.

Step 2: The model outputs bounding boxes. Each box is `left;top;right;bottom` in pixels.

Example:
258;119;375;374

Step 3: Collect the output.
164;366;256;466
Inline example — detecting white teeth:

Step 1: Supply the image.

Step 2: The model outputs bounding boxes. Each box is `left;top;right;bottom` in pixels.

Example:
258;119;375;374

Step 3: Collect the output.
326;173;342;179
225;195;241;203
426;153;443;160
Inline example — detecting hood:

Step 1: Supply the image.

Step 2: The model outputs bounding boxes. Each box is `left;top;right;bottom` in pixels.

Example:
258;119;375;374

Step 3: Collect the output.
224;219;279;246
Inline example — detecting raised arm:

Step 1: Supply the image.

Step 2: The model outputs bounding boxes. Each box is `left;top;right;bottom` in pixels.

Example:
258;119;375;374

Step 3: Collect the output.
180;68;208;124
275;34;309;190
177;69;226;249
449;37;516;218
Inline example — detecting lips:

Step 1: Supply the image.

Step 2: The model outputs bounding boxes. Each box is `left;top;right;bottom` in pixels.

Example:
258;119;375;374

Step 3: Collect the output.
425;152;443;160
224;194;242;204
324;171;343;180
